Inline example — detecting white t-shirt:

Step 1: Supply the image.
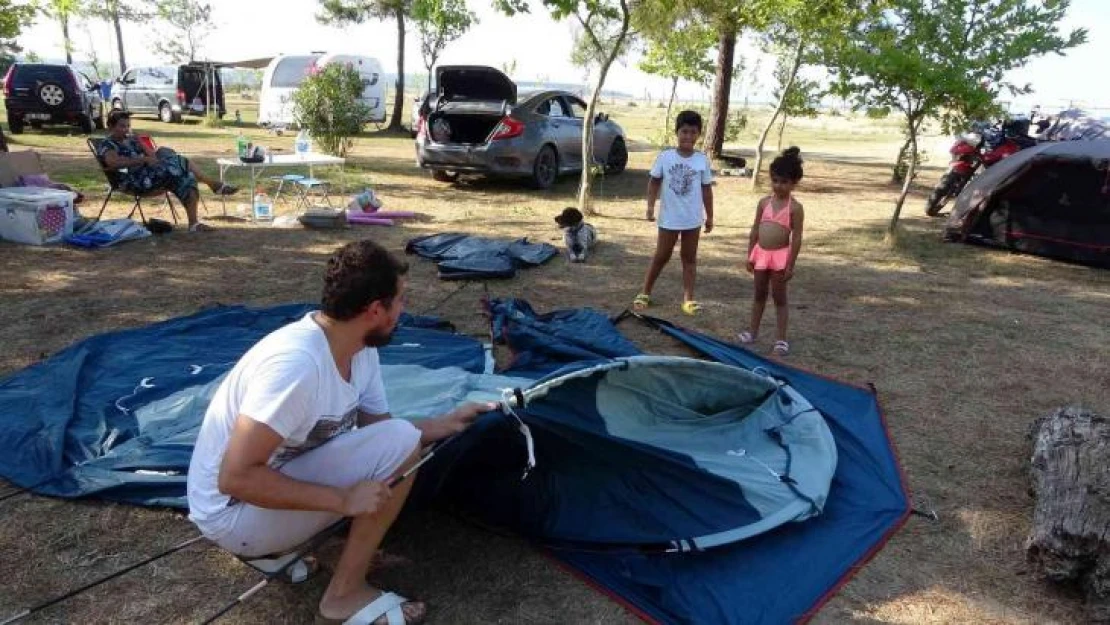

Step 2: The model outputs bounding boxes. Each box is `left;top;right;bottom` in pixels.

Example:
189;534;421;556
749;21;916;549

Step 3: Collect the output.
186;312;390;537
650;149;714;230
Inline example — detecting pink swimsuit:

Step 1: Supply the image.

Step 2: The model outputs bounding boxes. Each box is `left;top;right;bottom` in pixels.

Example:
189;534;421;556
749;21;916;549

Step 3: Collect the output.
748;196;793;271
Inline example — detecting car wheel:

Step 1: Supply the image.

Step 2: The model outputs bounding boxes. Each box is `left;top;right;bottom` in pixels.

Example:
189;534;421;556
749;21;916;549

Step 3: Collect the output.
8;117;24;135
78;113;94;134
94;107;105;130
111;99;123;111
38;82;66;108
159;102;180;123
432;170;459;183
531;145;558;190
605;137;628;175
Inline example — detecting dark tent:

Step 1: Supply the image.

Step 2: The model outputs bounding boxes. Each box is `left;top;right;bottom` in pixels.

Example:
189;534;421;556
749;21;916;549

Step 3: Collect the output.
944;140;1110;267
0;302;909;624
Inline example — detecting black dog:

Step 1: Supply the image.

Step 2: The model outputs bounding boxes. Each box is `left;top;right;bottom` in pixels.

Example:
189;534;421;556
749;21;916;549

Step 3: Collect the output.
554;207;597;263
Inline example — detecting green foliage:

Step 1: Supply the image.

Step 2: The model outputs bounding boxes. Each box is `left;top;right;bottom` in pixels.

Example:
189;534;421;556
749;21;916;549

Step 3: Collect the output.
412;0;476;74
828;0;1086;229
0;0;35;71
292;64;372;157
829;0;1086;136
638;22;715;87
150;0;213;63
865;106;891;119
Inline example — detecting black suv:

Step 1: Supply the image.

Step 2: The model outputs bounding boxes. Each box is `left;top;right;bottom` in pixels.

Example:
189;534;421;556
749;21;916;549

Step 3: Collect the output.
3;63;104;134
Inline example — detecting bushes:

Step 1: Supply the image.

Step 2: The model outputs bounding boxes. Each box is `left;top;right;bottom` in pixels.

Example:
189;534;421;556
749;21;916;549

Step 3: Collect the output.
292;64;371;157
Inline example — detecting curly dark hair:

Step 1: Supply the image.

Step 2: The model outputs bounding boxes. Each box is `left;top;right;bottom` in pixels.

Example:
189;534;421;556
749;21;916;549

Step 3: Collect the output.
674;109;703;133
321;240;409;320
107;109;131;129
770;146;804;182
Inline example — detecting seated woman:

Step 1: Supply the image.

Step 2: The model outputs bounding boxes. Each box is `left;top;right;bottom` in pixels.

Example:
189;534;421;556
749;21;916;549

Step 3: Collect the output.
98;110;237;232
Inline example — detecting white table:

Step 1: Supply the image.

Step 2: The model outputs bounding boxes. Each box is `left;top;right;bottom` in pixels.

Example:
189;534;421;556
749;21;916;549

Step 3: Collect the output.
215;152;345;215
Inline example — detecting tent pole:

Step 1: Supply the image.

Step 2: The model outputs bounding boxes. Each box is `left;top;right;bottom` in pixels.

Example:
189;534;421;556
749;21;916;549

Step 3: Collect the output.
0;535;205;624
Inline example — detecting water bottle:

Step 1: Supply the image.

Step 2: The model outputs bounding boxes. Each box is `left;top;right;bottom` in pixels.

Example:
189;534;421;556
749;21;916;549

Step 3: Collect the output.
295;129;311;156
252;189;273;222
236;133;248;159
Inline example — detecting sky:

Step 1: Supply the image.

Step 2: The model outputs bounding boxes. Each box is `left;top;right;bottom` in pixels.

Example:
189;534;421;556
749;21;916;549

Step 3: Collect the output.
16;0;1110;111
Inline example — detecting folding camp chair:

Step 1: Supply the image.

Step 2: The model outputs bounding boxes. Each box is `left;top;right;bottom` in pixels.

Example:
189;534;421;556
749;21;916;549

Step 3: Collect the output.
87;137;181;224
87;137;210;225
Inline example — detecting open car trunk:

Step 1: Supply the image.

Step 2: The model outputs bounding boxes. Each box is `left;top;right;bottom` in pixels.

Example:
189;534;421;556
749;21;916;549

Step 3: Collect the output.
427;108;504;145
427;66;516;145
180;65;225;114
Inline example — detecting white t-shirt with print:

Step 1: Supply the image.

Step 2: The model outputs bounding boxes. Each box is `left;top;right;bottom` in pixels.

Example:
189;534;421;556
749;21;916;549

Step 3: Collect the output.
650;149;713;231
186;312;390;538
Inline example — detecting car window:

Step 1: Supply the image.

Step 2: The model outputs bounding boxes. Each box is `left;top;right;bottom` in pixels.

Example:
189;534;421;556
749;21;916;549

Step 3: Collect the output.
148;67;175;86
120;69;135;84
566;97;587;119
11;65;69;88
77;71;96;90
271;56;318;88
546;98;567;118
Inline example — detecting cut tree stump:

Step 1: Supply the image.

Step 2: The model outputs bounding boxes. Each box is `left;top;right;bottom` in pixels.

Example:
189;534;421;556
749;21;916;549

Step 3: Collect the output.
1027;406;1110;622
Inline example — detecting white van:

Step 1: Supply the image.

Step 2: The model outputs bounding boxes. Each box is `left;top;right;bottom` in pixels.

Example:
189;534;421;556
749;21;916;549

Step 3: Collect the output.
257;53;387;128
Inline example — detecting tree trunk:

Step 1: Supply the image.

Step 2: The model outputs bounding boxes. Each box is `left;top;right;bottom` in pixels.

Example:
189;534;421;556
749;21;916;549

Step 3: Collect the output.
892;135;912;183
751;39;803;190
663;76;677;143
703;28;737;160
389;8;406;132
889;118;920;234
61;16;73;65
1027;407;1110;623
577;0;630;216
777;113;787;151
112;6;127;73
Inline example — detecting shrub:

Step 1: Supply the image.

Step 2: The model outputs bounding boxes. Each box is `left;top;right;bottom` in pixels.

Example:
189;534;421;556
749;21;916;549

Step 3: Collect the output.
292;64;371;157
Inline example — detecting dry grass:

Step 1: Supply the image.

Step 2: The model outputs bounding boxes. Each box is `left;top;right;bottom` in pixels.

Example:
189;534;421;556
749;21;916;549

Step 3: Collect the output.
0;104;1107;624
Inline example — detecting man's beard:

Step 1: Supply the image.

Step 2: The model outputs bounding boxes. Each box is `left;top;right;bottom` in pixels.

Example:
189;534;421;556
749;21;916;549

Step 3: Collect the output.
362;326;394;348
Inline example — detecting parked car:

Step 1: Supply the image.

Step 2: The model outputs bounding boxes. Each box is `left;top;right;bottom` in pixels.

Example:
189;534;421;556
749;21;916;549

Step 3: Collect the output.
257;53;386;129
411;89;432;137
109;64;226;123
2;63;104;134
415;66;628;189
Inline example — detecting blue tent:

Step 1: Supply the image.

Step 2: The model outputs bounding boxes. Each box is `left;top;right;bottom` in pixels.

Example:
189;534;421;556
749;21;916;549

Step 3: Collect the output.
0;302;909;624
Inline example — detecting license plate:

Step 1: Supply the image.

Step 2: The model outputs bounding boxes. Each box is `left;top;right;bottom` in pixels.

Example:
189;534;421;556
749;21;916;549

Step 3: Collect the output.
24;113;51;121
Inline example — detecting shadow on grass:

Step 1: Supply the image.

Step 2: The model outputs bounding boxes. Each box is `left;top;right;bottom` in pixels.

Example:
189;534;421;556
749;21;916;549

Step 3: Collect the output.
0;170;1105;625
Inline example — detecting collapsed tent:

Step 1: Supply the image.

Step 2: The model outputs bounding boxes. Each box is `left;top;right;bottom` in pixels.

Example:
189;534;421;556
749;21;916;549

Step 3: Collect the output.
945;140;1110;268
0;302;909;624
406;233;558;279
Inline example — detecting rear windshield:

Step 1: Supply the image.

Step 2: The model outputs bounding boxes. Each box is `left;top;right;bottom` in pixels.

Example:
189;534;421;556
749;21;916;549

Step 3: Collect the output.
270;56;318;88
180;67;223;90
11;64;71;88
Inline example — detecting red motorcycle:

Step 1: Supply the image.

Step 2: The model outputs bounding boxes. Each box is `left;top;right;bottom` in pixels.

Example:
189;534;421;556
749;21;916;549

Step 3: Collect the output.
925;118;1037;216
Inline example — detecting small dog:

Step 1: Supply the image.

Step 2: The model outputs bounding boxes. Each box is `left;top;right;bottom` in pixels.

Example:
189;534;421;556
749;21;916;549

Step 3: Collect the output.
554;207;597;263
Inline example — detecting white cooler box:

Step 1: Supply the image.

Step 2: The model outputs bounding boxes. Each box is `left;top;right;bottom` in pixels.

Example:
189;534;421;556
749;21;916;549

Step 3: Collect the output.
0;187;76;245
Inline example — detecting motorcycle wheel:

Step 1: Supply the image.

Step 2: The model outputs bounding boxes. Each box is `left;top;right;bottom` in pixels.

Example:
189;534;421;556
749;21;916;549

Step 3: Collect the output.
925;174;953;217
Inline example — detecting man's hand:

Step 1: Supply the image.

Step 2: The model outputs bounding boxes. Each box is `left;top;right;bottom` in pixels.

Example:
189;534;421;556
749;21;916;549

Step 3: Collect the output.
339;480;390;517
704;219;714;234
422;401;496;443
645;207;655;222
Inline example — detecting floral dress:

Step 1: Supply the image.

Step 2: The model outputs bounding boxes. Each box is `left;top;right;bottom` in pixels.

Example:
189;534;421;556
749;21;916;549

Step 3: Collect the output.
96;136;198;201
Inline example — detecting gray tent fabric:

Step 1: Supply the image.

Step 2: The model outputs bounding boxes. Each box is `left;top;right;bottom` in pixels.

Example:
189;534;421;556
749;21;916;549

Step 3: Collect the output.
945;140;1110;266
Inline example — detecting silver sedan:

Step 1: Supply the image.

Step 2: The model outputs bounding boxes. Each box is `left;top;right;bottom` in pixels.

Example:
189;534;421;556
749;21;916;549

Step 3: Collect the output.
415;66;628;189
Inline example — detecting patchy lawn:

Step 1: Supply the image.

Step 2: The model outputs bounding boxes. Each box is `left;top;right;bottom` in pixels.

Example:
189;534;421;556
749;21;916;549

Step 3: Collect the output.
0;107;1106;624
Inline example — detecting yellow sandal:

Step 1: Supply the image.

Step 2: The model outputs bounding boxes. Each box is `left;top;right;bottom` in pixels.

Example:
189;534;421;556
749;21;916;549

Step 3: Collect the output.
632;293;652;310
680;301;701;316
